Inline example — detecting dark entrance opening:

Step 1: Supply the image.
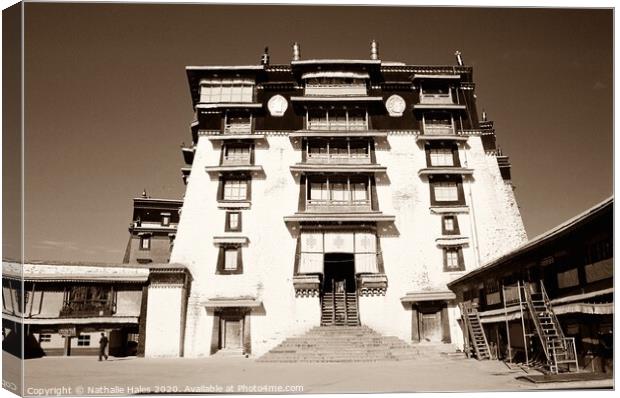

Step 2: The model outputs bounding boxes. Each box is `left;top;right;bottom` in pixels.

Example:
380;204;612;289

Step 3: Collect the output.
321;253;359;326
323;253;356;293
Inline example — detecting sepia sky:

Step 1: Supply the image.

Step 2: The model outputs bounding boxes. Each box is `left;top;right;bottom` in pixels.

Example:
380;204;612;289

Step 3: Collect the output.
20;3;612;262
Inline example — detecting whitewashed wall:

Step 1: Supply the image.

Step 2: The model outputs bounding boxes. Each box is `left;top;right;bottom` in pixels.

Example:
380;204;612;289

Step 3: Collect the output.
167;132;526;357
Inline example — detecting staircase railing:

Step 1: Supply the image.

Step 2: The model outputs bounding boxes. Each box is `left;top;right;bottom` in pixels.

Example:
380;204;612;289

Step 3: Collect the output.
343;280;348;325
331;279;336;325
540;281;566;342
460;302;491;360
540;282;579;372
522;282;551;360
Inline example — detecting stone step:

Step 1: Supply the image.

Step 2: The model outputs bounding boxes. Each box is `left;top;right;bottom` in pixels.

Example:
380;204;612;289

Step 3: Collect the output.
257;325;456;363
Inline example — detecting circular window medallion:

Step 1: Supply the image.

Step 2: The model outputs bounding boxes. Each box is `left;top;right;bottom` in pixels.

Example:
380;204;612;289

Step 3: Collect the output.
385;94;406;117
268;95;288;117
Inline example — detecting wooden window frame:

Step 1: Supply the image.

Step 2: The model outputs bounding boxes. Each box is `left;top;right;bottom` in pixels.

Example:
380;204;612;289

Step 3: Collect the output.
443;246;465;272
441;215;460;235
425;143;461;168
225;211;242;232
77;335;91;346
161;213;171;227
216;245;244;275
221;143;253;166
429;176;465;206
218;176;251;202
139;235;151;251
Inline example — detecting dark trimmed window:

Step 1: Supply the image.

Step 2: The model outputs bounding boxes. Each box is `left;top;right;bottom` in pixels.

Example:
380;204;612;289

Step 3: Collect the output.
222;143;252;165
443;246;465;271
218;177;251;202
225;212;242;232
430;176;465;206
216;246;243;275
425;143;460;167
161;214;171;227
77;335;91;346
140;235;151;250
442;215;460;235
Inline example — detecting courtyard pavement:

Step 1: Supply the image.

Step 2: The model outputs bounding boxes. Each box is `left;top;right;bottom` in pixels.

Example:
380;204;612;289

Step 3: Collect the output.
2;352;611;396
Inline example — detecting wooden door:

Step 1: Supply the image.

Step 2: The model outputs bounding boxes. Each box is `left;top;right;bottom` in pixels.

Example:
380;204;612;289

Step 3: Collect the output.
224;320;242;349
421;312;442;342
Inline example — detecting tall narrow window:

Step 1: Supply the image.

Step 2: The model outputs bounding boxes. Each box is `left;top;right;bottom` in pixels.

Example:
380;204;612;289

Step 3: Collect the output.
225;212;242;232
140;236;151;250
217;246;243;274
442;215;460;235
443;247;465;271
224;249;238;271
161;214;171;227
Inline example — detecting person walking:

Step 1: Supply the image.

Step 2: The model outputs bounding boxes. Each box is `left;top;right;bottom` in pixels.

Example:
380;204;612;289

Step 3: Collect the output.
98;332;109;361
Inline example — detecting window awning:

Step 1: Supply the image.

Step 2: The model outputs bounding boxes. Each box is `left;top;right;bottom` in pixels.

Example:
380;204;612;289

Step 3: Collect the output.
418;167;474;177
290;96;383;103
435;236;470;247
290;164;387;174
401;291;456;303
302;71;370;80
4;314;139;325
204;298;262;309
413;74;461;80
213;236;249;245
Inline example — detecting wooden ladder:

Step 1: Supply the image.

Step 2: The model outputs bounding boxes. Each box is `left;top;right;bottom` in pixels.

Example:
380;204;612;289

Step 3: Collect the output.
523;282;579;373
461;303;492;360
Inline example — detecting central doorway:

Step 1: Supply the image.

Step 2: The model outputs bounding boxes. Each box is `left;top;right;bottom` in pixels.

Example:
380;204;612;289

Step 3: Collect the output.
323;253;356;293
321;253;359;326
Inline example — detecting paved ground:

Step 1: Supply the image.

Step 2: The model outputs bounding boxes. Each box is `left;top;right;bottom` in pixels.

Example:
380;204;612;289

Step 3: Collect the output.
3;352;611;396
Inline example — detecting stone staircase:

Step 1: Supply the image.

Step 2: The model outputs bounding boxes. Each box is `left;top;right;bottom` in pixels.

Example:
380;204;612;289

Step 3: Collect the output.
258;325;456;362
321;292;360;326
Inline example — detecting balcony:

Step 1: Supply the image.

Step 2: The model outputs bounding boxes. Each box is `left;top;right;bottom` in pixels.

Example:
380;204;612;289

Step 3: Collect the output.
224;122;252;135
419;92;455;105
423;124;455;135
222;153;251;166
59;294;115;318
307;152;371;164
305;199;372;213
305;83;367;97
306;119;368;131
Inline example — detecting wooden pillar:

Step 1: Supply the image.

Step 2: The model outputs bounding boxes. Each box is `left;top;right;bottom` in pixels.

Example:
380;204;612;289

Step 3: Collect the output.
63;336;71;357
411;304;420;343
210;312;220;355
441;305;451;343
242;311;251;355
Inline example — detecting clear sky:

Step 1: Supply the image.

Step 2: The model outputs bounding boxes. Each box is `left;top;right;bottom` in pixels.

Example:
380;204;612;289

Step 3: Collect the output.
18;4;612;263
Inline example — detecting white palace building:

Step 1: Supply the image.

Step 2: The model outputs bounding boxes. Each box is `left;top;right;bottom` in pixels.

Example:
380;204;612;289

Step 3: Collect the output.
3;43;527;360
147;42;527;359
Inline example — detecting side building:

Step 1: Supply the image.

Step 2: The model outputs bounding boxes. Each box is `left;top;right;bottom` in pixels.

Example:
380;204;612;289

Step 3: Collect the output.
123;191;183;265
448;197;613;374
158;42;527;358
2;193;185;358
